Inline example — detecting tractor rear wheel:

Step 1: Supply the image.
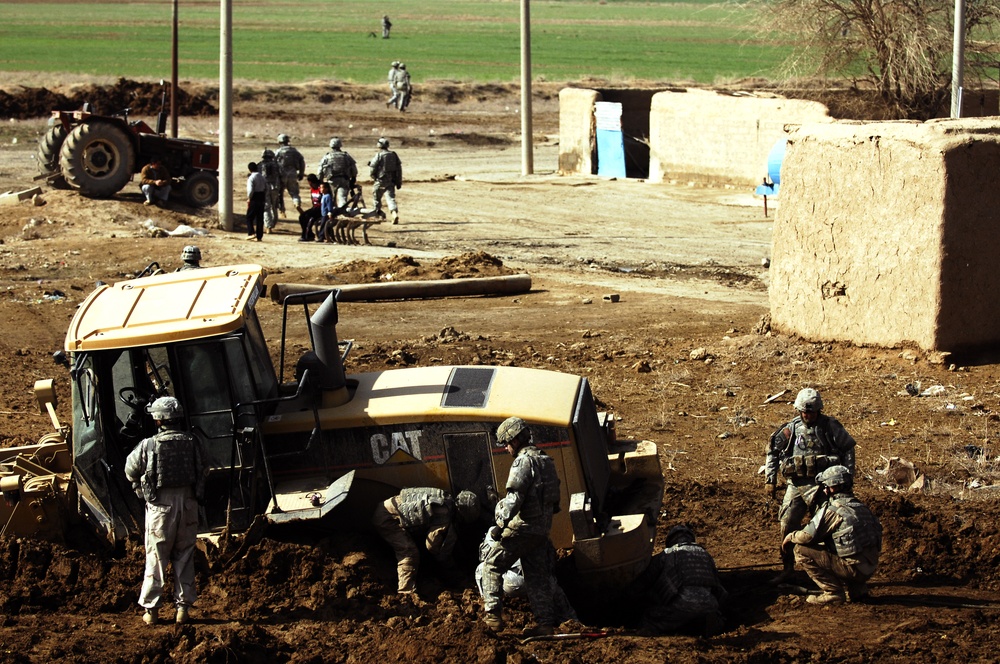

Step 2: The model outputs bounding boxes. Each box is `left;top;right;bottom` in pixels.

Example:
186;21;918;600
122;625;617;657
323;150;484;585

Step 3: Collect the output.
60;121;135;198
36;124;69;189
182;171;219;208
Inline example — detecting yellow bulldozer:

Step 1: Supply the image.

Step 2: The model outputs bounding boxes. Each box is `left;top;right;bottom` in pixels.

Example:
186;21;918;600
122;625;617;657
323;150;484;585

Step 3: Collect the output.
1;264;662;587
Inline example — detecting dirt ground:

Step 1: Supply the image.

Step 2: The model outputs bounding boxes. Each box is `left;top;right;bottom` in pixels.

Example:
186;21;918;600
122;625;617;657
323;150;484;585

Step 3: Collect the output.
1;77;1000;663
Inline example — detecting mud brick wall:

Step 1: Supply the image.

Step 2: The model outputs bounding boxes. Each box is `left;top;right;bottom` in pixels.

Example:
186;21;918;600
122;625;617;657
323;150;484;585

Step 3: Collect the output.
770;119;1000;352
558;88;599;175
648;89;830;186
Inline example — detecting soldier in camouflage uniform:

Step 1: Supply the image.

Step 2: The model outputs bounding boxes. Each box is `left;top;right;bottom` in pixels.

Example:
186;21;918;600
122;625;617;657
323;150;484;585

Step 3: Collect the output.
317;137;358;209
783;465;882;605
275;134;306;214
369;137;403;224
124;397;206;626
480;417;564;637
372;487;480;594
765;388;856;583
259;148;282;232
176;245;202;271
629;525;727;636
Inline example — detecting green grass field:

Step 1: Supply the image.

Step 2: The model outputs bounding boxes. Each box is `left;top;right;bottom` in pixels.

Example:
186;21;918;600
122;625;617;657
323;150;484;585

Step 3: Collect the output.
0;0;790;85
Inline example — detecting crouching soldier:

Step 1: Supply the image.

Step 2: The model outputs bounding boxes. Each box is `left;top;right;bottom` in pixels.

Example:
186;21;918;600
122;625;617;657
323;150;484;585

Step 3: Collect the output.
630;524;727;636
372;487;480;594
782;465;882;605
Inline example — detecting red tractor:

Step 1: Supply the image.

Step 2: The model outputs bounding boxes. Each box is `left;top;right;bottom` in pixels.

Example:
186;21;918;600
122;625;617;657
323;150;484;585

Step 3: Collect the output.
36;103;220;208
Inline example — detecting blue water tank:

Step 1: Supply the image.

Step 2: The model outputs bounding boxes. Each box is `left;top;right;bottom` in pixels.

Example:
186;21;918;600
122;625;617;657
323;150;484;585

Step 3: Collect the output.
755;138;786;196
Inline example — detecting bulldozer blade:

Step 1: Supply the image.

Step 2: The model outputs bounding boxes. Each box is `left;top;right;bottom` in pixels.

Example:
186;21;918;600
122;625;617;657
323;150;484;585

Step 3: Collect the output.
265;470;355;524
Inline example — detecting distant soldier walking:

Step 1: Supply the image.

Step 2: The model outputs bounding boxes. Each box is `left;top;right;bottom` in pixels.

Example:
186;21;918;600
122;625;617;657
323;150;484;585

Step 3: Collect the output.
259;148;282;233
382;14;392;39
386;61;401;108
317;137;358;209
392;63;412;111
275;134;306;214
369;137;402;224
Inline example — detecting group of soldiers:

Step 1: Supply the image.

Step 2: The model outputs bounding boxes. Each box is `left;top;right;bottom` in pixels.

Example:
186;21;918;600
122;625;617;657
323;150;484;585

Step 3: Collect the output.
373;388;884;637
244;133;402;242
127;385;881;633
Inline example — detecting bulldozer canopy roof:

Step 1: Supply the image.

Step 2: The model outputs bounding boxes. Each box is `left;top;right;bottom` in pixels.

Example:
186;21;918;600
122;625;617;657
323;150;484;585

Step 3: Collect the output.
65;265;264;352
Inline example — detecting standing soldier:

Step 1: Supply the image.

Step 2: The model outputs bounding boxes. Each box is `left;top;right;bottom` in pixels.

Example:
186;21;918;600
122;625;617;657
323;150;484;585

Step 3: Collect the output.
259;149;282;233
386;61;401;108
480;417;564;637
393;63;412;111
382;14;392;39
124;397;205;626
275;134;306;215
369;137;402;224
783;466;882;605
372;487;480;594
765;388;856;584
317;137;358;210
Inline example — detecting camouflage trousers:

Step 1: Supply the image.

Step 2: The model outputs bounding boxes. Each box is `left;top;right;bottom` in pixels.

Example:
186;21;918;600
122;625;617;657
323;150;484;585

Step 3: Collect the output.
372;180;397;213
372;499;419;593
279;173;301;209
778;483;821;567
263;188;281;229
642;586;723;636
793;544;872;596
480;531;556;626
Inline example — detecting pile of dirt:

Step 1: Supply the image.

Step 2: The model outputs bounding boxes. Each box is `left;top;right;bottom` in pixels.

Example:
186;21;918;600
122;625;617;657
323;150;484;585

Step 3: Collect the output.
0;77;215;120
322;251;515;283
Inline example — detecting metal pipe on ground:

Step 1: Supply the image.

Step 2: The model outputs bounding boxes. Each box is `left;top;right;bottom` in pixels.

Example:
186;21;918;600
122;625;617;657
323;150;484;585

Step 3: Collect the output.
269;274;532;304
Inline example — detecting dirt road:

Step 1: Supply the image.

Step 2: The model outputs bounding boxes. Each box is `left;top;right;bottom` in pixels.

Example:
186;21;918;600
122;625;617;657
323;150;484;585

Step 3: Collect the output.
0;78;998;663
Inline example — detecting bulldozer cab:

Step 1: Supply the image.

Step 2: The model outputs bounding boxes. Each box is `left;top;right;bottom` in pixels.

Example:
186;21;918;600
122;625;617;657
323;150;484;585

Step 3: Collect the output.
65;265;277;541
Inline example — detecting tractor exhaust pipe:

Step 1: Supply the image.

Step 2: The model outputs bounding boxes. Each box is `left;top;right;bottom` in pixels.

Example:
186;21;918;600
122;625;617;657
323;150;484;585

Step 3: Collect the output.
309;293;349;405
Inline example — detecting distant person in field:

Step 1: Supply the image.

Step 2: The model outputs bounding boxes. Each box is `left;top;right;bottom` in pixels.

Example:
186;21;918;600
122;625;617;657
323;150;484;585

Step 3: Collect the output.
369;137;402;224
275;133;306;215
382;14;392;39
387;61;401;108
392;63;412;112
140;156;172;207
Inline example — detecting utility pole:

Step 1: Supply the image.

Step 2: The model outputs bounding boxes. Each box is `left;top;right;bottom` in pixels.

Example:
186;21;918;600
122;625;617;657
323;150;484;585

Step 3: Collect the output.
170;0;178;137
520;0;533;175
951;0;965;118
219;0;233;230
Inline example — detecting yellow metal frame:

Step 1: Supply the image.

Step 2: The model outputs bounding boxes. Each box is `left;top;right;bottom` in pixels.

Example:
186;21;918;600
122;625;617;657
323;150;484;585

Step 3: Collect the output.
64;265;264;352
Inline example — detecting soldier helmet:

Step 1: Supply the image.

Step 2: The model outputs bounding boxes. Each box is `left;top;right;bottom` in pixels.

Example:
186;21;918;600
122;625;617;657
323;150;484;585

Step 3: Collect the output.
261;148;275;160
794;387;823;413
329;137;342;150
497;416;529;447
399;63;406;70
455;490;481;523
391;60;400;68
377;137;390;149
277;133;290;145
665;524;696;547
147;396;184;421
816;465;853;490
181;245;201;262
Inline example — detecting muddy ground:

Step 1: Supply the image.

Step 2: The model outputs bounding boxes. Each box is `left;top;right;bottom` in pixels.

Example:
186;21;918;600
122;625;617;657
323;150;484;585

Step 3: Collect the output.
0;77;999;663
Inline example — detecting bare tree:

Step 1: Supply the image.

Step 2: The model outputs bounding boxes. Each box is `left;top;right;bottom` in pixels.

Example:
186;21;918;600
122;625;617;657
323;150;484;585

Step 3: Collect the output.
755;0;1000;119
